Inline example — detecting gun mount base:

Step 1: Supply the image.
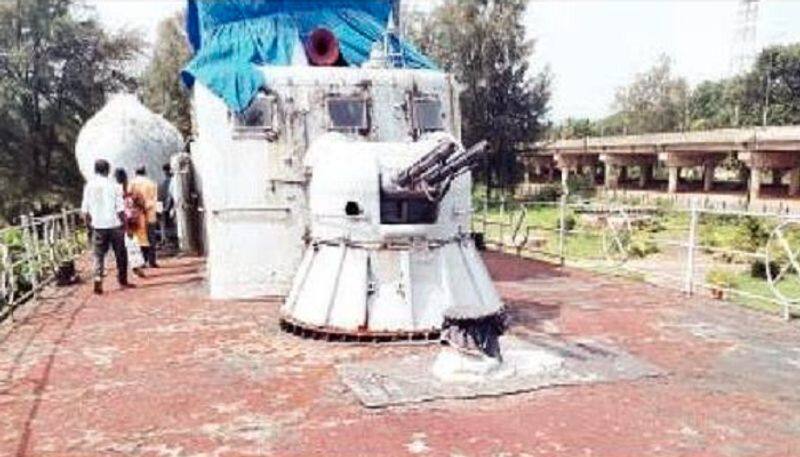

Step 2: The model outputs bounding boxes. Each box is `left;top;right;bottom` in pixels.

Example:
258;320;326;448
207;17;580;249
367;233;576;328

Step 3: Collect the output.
279;317;441;343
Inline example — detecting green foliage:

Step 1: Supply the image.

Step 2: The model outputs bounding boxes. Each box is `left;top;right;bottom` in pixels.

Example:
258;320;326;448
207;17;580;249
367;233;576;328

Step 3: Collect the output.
613;55;690;135
687;80;738;130
2;228;24;251
682;43;800;130
750;259;781;280
731;272;800;314
1;224;85;311
739;43;800;126
700;215;771;261
706;268;739;289
0;0;143;221
527;184;561;203
566;172;596;197
628;238;658;259
406;0;551;192
563;214;576;232
567;43;800;138
141;11;192;139
550;117;599;140
735;217;771;252
594;111;628;137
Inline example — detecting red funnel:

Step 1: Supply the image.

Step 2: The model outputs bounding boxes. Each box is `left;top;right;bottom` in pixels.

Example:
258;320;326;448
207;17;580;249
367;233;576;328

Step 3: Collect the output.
306;27;340;66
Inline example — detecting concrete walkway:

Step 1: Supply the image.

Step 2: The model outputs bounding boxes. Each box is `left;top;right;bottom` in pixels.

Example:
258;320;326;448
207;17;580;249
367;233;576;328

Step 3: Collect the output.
1;253;798;456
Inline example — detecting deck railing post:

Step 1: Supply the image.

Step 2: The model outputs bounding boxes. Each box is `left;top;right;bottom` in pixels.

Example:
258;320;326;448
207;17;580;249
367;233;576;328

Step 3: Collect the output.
482;197;488;235
62;209;71;256
0;243;8;307
20;214;39;298
500;194;507;253
558;171;569;267
30;213;44;282
499;218;505;254
684;199;699;295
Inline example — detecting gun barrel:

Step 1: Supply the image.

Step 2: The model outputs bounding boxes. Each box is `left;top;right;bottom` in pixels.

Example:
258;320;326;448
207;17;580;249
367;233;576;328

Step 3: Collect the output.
394;139;456;189
392;140;490;195
420;140;489;187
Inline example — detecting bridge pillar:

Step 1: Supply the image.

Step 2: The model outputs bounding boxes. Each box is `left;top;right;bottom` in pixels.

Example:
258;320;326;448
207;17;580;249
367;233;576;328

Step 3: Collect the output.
749;168;762;201
738;151;800;200
659;152;727;194
583;165;597;187
668;167;680;194
599;153;657;190
789;168;800;197
554;153;599;189
604;163;618;189
772;168;783;186
703;164;715;192
639;165;653;189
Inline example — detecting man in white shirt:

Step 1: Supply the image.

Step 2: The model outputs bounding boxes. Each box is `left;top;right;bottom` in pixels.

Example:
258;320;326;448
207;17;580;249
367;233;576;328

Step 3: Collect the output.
81;159;131;294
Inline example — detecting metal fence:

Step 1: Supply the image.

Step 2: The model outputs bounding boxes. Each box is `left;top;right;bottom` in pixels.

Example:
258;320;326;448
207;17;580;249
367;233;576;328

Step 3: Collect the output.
0;210;85;322
472;193;800;320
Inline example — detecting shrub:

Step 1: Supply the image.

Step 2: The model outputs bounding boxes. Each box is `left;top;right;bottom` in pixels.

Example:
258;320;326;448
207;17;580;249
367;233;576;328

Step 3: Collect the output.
529;184;562;202
628;236;660;259
750;259;781;280
706;268;739;289
563;214;577;232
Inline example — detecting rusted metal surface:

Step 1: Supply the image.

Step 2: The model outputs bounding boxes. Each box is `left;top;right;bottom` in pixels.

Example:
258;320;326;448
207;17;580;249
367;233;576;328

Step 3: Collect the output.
279;317;441;343
1;253;799;456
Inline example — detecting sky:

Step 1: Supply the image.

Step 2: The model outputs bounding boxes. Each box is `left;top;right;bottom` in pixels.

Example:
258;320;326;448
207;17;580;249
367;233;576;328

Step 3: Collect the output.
89;0;800;121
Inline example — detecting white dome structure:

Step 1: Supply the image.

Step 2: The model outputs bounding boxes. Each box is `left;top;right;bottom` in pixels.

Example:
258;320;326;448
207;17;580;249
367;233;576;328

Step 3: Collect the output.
75;94;183;183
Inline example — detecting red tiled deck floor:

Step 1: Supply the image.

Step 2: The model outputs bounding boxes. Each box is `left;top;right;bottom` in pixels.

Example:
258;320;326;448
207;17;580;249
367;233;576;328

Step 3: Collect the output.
1;253;798;456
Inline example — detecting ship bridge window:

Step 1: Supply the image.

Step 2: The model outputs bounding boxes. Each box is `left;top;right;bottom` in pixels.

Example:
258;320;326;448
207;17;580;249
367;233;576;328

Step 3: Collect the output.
327;95;369;132
231;92;278;140
412;97;444;132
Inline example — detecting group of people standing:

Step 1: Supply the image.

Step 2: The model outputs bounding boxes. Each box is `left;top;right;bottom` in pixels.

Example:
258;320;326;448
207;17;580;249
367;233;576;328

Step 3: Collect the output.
81;159;174;294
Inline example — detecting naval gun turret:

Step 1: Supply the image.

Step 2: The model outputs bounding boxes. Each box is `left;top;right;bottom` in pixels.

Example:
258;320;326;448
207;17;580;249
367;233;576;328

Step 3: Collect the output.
280;134;505;344
183;0;507;355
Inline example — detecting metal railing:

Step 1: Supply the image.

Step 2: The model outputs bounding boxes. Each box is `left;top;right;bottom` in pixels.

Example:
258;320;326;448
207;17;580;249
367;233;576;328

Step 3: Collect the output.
0;210;85;322
472;193;800;320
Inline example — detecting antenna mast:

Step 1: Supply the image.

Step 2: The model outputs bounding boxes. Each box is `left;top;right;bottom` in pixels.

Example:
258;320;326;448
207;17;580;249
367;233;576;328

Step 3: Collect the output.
729;0;760;76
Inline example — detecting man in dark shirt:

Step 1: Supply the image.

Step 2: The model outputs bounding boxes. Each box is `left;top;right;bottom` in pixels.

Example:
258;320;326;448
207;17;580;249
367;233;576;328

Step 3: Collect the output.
158;163;175;247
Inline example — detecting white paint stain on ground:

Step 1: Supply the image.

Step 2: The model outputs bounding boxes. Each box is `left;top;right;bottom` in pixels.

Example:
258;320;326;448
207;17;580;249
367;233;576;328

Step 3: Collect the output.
81;346;121;368
406;432;431;454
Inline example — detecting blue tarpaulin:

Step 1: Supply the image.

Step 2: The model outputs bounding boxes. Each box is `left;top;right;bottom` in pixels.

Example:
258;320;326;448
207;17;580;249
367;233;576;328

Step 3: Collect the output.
182;0;436;112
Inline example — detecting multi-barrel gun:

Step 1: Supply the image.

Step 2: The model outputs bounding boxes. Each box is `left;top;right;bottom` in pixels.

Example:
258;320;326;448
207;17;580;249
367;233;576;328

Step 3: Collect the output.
391;139;490;201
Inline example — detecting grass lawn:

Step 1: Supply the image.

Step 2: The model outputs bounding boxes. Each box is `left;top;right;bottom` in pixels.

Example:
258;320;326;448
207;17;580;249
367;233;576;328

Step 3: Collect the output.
475;200;800;317
727;272;800;315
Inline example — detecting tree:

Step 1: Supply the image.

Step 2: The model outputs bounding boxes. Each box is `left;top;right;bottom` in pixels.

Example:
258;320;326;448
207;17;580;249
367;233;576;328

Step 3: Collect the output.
0;0;142;223
550;117;599;140
406;0;551;192
739;43;800;126
613;55;689;135
688;80;731;130
141;11;192;139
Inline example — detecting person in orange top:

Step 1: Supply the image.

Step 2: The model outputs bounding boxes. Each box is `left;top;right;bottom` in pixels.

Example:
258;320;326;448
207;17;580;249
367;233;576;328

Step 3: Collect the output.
129;166;159;268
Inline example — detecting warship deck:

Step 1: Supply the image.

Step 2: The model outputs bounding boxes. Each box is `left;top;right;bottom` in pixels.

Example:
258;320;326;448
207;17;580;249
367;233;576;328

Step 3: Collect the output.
1;253;798;456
